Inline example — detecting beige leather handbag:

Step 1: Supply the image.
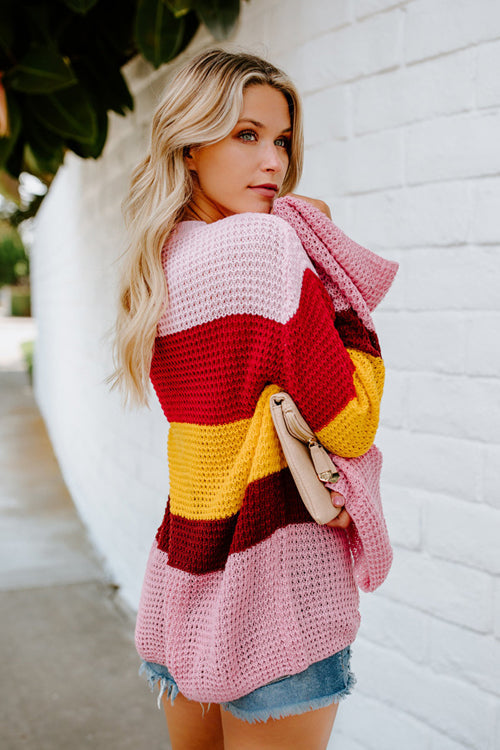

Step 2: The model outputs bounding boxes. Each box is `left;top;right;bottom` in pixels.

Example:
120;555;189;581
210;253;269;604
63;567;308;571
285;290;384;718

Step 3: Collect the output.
270;392;342;525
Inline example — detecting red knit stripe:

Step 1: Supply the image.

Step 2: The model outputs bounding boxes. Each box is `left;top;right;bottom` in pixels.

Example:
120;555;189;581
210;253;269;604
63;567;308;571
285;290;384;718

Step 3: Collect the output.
150;313;280;424
155;468;313;574
150;268;378;426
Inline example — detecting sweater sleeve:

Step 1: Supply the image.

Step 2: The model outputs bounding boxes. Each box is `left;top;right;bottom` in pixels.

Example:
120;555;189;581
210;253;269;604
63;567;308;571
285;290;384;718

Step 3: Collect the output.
275;221;385;458
325;448;393;591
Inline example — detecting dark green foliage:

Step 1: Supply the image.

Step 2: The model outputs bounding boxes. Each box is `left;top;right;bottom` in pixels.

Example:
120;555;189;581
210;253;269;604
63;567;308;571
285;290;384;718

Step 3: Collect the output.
0;222;29;287
195;0;241;41
135;0;186;68
61;0;100;13
165;1;195;18
25;84;98;143
0;0;248;192
4;46;78;94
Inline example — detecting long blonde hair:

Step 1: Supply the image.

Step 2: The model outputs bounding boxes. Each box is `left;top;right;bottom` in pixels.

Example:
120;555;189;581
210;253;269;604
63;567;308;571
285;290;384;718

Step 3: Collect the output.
104;48;304;409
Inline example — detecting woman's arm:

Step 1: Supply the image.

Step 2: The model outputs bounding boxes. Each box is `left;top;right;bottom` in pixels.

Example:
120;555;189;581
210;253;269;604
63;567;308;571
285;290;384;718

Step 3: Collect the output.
286;192;332;219
274;221;385;459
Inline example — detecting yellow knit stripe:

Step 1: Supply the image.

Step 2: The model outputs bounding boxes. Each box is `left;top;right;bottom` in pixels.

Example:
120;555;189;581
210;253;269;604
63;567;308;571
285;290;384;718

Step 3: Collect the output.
167;383;285;520
317;349;385;457
168;350;384;520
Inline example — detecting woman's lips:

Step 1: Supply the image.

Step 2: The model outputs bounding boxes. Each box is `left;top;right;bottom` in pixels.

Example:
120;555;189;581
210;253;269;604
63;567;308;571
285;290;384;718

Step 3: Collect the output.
249;186;278;198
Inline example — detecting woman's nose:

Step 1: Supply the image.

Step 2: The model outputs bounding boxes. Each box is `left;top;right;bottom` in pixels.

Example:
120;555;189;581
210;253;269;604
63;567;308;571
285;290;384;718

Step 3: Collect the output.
262;143;284;172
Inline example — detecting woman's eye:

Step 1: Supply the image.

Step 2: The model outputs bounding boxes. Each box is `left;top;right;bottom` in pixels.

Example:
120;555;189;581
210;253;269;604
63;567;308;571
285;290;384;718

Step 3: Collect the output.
275;136;289;149
238;131;257;142
237;130;290;150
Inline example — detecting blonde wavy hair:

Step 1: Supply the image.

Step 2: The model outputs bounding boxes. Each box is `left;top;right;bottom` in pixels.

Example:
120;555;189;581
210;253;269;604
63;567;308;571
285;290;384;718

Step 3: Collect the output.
104;48;304;409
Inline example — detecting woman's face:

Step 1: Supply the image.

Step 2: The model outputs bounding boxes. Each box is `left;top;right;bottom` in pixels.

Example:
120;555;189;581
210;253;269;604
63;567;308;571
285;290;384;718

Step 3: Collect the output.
186;84;292;222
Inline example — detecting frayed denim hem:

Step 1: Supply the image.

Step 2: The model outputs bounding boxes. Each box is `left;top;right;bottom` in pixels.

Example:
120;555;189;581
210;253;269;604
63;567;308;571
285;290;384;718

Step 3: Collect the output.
220;668;357;724
138;660;179;711
138;662;212;716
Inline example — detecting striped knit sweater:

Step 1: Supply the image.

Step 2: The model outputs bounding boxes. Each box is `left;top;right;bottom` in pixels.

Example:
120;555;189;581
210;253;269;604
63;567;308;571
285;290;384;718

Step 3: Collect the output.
134;198;397;703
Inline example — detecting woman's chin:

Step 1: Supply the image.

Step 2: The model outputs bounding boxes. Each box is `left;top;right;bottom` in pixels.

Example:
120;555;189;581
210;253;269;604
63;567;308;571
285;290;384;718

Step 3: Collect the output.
246;198;276;214
215;196;276;215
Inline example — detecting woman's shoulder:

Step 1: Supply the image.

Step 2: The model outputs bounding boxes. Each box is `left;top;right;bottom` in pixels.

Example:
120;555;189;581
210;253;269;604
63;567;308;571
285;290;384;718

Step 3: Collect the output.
222;210;296;236
173;211;301;254
158;213;309;335
162;213;312;308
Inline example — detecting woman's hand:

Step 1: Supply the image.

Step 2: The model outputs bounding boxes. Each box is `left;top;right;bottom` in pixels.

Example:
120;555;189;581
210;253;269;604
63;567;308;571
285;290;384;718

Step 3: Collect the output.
326;491;352;529
286;193;332;219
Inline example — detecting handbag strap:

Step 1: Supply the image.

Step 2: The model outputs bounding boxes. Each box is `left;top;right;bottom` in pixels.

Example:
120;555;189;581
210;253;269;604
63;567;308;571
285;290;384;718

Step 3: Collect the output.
272;393;340;484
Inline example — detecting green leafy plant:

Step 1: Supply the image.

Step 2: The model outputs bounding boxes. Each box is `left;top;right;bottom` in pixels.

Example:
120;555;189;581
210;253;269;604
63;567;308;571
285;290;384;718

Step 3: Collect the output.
0;220;29;287
0;0;246;199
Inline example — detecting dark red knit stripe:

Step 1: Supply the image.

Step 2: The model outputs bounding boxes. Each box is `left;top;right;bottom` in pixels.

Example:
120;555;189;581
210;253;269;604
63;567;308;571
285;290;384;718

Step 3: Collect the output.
150;268;378;426
335;308;381;357
155;468;313;575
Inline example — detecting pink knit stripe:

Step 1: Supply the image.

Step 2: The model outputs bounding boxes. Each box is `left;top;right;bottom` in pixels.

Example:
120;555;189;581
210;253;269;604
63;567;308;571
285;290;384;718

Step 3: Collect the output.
156;213;352;337
272;197;399;328
135;524;360;703
325;446;393;592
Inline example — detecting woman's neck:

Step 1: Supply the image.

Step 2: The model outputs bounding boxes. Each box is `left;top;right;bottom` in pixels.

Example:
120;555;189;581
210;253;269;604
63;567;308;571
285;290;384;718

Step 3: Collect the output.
182;187;233;224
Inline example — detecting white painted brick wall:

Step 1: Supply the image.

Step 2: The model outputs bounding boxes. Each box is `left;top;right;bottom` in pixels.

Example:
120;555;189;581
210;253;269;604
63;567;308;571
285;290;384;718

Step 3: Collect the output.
30;0;500;747
405;0;500;63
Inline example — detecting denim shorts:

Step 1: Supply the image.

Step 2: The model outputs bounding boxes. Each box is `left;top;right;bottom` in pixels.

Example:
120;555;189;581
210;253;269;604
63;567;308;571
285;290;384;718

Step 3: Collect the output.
138;645;356;724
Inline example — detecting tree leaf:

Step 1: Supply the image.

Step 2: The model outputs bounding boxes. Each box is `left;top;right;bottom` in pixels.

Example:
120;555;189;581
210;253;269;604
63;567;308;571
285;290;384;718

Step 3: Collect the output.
59;0;137;63
135;0;186;69
4;46;77;94
60;0;100;14
178;10;200;51
89;0;137;62
21;3;53;47
164;0;195;18
0;0;15;58
195;0;240;41
86;63;133;117
23;141;65;178
72;40;134;117
25;84;97;143
22;104;66;175
66;96;108;159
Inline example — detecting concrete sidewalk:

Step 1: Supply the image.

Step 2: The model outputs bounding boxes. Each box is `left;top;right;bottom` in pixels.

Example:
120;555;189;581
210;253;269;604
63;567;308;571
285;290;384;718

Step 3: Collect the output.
0;317;169;749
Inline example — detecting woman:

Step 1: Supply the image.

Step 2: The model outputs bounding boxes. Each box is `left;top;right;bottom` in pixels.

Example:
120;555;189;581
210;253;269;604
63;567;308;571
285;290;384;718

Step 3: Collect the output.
106;48;394;750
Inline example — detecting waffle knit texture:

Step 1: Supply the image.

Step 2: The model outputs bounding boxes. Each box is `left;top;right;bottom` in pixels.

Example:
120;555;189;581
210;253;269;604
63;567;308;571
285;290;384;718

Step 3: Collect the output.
134;196;398;703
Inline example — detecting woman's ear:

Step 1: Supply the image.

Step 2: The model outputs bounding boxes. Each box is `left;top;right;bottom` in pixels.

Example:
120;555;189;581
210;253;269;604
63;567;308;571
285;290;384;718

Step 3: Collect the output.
183;146;197;174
